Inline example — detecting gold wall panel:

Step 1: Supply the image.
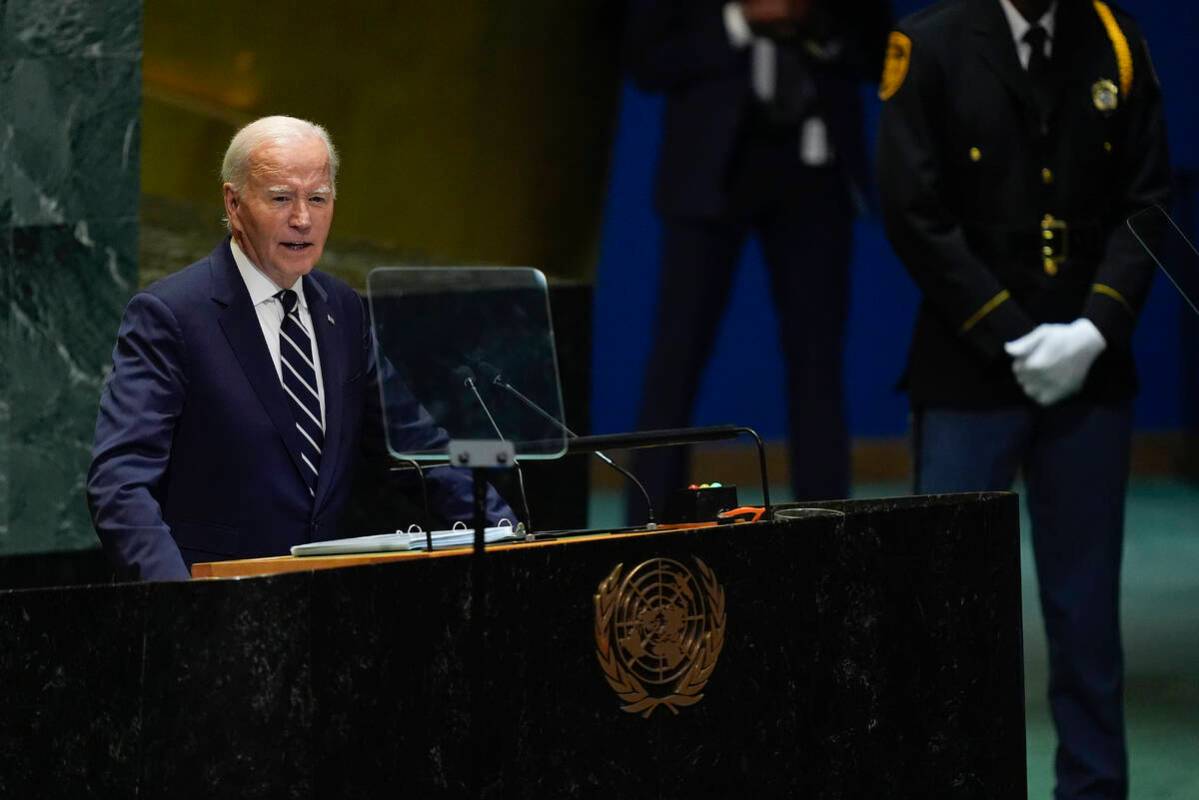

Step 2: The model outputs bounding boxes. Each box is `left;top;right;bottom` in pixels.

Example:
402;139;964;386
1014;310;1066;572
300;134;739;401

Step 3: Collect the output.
141;1;623;285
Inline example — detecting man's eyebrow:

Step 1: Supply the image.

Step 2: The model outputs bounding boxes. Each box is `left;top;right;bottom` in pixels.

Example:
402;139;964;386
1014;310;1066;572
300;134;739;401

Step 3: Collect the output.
264;185;331;195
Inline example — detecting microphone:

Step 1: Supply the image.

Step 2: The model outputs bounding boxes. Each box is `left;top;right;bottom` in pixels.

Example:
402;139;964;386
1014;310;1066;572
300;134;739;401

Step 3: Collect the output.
475;361;504;386
476;362;658;528
454;365;534;532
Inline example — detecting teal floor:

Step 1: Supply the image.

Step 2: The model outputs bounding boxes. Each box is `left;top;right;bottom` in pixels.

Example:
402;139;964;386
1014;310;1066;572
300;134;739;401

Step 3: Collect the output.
589;478;1199;798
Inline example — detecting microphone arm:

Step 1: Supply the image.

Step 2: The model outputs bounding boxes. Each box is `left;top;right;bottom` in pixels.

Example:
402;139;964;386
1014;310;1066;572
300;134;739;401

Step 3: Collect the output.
464;376;504;449
458;369;534;532
388;457;433;551
484;370;657;527
564;425;771;514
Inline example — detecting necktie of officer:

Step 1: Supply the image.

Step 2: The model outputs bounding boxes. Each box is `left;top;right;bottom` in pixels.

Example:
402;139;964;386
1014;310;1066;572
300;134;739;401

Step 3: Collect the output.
276;289;323;497
1024;25;1052;119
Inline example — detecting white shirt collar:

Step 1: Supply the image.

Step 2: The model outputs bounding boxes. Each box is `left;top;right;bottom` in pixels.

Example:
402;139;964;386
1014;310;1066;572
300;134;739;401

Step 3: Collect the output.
998;0;1057;49
229;238;306;310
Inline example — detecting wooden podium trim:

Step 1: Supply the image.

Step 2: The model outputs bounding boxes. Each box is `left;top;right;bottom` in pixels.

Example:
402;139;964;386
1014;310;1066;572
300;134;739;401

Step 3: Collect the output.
190;521;723;580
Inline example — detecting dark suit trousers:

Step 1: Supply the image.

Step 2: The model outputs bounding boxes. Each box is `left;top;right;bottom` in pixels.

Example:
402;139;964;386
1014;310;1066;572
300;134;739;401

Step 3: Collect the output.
915;403;1132;800
631;129;853;518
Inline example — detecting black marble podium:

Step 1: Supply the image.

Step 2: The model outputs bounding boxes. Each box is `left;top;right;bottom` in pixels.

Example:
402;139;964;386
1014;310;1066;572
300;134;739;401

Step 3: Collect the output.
0;493;1026;799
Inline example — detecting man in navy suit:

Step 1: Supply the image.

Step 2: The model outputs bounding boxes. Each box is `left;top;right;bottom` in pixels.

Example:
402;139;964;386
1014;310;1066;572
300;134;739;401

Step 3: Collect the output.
625;0;890;514
87;116;508;581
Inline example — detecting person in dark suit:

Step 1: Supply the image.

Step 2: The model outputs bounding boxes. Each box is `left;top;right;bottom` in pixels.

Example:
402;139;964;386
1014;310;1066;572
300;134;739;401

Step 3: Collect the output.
624;0;891;515
878;1;1168;797
87;116;509;581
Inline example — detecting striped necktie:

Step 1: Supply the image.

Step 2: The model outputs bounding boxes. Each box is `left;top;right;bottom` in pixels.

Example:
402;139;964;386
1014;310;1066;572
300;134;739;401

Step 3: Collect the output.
276;289;323;497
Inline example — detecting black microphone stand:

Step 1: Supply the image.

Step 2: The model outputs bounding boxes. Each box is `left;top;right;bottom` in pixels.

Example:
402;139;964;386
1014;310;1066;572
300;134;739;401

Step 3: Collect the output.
390;456;433;551
462;374;534;533
481;367;658;527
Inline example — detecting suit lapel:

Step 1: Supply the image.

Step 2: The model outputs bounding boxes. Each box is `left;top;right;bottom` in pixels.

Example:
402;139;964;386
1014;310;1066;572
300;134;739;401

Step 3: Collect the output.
971;0;1042;136
209;240;310;488
305;274;344;508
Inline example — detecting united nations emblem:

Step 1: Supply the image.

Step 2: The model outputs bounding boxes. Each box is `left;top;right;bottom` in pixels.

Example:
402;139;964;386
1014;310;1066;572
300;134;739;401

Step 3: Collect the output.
1092;78;1119;113
594;557;727;718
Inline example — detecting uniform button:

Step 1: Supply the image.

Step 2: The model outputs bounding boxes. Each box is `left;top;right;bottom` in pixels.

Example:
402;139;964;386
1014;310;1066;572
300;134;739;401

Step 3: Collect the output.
969;147;982;162
1043;229;1054;240
1104;141;1113;153
1042;245;1054;257
1041;167;1053;184
1043;258;1058;276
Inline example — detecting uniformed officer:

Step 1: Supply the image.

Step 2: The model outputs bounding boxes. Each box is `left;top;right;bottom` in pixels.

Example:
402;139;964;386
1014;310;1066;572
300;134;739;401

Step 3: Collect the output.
877;0;1168;797
624;0;891;517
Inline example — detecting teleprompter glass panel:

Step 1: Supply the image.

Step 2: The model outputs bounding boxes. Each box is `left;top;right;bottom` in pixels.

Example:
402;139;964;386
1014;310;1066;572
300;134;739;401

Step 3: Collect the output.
366;267;567;461
1128;206;1199;316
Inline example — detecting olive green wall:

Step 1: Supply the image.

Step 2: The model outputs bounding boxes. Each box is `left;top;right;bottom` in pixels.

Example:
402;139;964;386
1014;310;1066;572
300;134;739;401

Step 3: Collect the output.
141;1;624;287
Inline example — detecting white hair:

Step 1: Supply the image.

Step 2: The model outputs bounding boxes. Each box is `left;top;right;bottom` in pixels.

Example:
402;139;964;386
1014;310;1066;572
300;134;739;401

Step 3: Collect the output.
221;114;339;196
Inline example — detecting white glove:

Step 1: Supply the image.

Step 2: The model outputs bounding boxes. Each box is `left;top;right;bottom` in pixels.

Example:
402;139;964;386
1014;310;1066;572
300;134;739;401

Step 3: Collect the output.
1004;319;1107;407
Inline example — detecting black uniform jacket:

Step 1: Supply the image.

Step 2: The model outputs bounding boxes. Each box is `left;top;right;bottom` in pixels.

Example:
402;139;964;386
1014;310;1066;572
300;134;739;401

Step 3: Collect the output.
626;0;892;219
879;0;1169;408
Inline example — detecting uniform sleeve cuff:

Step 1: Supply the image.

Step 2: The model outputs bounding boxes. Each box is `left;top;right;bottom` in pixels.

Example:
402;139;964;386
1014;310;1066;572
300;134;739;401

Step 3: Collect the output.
962;291;1036;359
1085;291;1135;351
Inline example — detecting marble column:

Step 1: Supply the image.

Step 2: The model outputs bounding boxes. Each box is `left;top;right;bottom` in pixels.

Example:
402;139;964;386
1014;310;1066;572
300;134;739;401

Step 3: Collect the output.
0;3;141;554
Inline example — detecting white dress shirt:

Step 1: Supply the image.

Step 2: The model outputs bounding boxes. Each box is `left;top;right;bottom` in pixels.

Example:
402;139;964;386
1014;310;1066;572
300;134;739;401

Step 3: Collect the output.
722;2;831;166
229;238;327;429
998;0;1057;69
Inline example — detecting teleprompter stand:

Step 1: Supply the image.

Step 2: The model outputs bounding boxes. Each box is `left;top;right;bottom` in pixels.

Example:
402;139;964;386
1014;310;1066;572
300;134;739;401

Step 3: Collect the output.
446;438;515;793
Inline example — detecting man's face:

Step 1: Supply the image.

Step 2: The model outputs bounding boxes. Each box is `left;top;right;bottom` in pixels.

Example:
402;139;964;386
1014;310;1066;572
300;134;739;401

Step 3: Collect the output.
223;136;335;289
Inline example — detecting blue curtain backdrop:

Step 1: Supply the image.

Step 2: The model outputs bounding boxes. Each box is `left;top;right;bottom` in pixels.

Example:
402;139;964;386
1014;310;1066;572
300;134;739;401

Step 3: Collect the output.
592;1;1197;440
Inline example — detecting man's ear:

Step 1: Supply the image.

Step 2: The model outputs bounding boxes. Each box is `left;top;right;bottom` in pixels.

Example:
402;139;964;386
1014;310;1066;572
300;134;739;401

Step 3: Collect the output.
222;183;240;226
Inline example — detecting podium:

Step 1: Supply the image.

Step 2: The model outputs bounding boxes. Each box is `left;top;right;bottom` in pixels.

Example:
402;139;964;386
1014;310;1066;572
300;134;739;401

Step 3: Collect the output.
0;493;1026;798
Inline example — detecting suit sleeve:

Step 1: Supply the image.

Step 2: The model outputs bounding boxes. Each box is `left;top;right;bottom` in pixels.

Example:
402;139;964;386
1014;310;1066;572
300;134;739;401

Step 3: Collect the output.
358;298;513;526
878;28;1036;359
1083;28;1171;350
86;293;191;581
625;0;746;92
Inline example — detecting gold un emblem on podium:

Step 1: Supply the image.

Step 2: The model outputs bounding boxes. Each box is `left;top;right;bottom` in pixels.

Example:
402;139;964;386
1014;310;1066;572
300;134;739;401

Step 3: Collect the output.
594;557;727;718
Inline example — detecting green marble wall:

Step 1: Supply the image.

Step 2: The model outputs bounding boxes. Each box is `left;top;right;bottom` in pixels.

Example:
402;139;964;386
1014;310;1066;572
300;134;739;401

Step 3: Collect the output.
0;3;142;554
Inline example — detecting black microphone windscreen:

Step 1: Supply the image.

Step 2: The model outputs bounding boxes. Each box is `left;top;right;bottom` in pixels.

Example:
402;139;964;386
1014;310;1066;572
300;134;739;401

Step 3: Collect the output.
476;361;504;384
452;365;476;386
